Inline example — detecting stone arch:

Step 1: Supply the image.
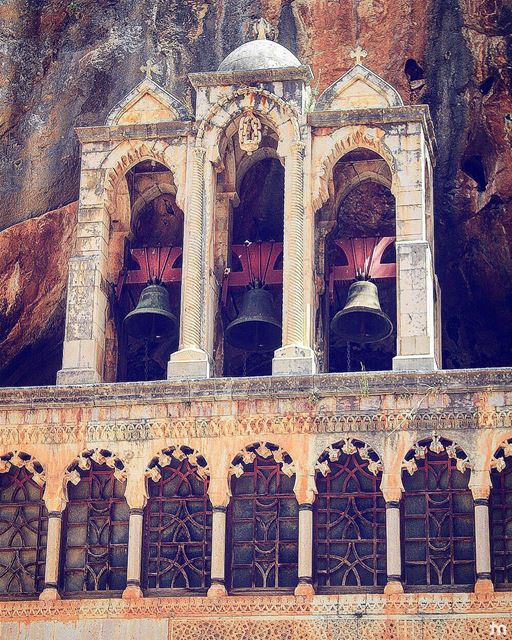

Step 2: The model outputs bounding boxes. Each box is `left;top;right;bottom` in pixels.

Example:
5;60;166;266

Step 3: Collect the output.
0;450;46;487
102;140;187;222
401;432;472;477
197;87;301;165
106;78;191;126
315;64;404;112
229;441;295;479
145;444;210;483
491;436;512;473
315;438;384;478
311;127;399;213
131;181;177;225
63;448;127;493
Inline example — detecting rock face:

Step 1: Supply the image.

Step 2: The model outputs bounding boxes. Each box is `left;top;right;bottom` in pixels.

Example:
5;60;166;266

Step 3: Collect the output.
0;0;511;380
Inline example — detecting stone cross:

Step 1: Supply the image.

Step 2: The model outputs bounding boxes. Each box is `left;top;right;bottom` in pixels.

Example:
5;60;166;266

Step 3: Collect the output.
349;46;368;66
140;59;158;80
253;17;273;40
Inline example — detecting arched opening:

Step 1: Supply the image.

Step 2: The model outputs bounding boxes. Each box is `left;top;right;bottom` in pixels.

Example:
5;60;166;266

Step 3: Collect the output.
227;442;298;591
111;160;184;382
314;440;386;591
490;442;512;588
60;451;129;594
0;453;47;596
320;149;397;373
142;447;212;593
216;115;284;378
401;436;475;589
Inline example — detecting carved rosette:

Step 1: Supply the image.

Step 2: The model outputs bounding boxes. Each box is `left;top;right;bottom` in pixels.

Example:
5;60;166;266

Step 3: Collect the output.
230;441;295;478
64;448;127;486
145;445;209;482
315;438;383;477
402;432;472;476
0;451;46;487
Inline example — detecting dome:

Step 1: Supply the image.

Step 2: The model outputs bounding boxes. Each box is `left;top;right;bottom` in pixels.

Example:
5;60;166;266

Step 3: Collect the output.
218;39;302;72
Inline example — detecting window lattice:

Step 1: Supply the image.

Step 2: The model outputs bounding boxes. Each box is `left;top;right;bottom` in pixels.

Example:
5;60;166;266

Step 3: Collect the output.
0;466;47;596
228;445;298;590
491;454;512;586
143;457;212;591
402;446;475;587
61;460;129;593
314;445;386;589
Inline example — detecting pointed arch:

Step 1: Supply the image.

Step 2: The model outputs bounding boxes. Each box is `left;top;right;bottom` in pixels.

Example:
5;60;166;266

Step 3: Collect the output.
315;64;404;112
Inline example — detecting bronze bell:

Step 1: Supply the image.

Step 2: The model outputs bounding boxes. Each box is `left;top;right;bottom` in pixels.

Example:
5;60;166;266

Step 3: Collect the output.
225;282;281;352
331;279;393;344
123;283;178;341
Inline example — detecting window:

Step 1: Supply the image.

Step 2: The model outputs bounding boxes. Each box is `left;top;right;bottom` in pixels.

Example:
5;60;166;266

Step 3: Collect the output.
143;448;211;591
314;439;386;589
0;453;47;596
401;436;475;588
61;451;128;593
228;442;298;590
490;443;512;587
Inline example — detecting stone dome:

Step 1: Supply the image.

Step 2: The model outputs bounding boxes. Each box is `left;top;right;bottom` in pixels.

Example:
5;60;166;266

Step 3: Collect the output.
218;39;302;72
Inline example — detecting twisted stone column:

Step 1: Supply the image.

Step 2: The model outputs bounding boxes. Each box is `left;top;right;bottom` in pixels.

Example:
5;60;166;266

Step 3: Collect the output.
168;146;211;379
273;141;316;376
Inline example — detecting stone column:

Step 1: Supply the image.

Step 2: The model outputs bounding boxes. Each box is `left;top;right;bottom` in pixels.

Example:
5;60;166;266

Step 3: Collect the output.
208;506;228;597
273;141;316;376
471;480;494;594
39;496;67;601
122;507;145;599
384;499;404;594
168;146;212;379
295;503;315;596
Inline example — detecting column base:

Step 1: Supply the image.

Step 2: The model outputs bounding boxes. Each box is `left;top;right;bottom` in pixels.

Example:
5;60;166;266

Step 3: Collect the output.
272;345;317;376
474;578;494;595
39;586;61;601
122;584;144;599
168;348;212;380
392;355;437;373
384;580;404;594
56;367;102;385
207;582;228;598
294;581;315;597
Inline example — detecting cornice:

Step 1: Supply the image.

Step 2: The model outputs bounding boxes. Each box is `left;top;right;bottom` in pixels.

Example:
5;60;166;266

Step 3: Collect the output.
189;65;313;88
75;121;193;144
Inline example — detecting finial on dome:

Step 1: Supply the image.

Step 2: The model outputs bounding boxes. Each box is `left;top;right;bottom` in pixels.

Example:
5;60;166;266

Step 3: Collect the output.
252;17;274;41
349;45;368;66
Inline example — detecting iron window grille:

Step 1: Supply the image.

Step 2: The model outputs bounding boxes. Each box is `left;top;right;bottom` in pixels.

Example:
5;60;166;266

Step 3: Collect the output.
491;447;512;587
401;439;475;588
314;441;386;590
61;459;129;594
143;454;212;591
0;464;47;597
228;443;298;590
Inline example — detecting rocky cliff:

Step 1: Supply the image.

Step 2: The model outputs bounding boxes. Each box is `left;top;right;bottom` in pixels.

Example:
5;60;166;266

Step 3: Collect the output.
0;0;510;383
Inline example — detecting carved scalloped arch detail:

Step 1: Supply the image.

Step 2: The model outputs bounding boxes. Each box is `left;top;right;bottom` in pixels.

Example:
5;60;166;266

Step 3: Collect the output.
64;448;127;489
311;126;398;212
230;441;295;479
196;87;301;164
0;450;46;487
315;438;384;478
402;432;472;476
490;437;512;473
145;445;210;483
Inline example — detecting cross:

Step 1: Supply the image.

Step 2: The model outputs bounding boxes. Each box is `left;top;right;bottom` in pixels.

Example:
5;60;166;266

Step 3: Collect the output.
140;59;158;80
253;17;272;40
349;45;368;66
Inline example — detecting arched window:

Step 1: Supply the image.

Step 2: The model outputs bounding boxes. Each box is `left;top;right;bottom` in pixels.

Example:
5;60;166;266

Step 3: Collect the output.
401;435;475;588
490;442;512;587
61;450;129;594
228;442;298;590
314;439;386;589
143;447;212;592
0;452;47;596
